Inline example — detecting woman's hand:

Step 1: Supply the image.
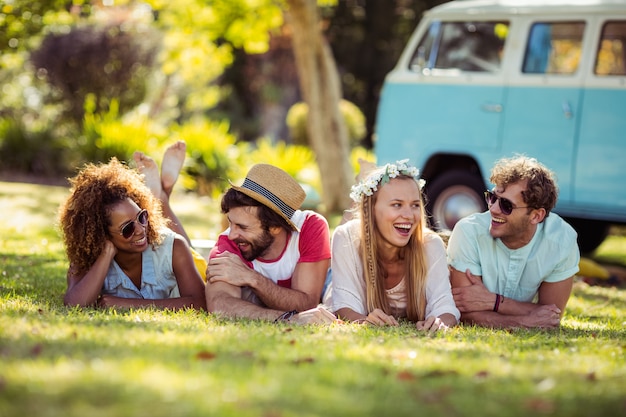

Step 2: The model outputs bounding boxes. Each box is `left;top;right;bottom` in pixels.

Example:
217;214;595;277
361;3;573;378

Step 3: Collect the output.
416;316;449;333
102;239;118;258
364;308;399;326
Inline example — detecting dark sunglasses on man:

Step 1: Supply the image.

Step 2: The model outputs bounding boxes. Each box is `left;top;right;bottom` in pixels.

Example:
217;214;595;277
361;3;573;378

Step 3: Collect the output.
484;190;529;216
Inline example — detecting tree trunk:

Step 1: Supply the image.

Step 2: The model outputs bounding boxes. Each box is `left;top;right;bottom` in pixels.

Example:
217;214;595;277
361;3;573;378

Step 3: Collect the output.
285;0;353;214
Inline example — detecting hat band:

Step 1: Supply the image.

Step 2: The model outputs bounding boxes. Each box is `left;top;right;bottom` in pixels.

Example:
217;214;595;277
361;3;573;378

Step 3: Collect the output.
241;178;296;220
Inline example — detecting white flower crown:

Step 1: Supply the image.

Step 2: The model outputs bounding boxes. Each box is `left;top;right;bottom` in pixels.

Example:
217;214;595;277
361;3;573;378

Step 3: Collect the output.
349;159;425;203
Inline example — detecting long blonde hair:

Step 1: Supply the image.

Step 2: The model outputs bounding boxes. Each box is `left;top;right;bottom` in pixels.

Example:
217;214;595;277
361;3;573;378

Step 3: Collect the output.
359;175;429;322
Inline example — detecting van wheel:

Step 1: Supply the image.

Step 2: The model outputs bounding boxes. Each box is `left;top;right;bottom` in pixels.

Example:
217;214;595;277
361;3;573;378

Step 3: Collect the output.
424;170;486;231
563;217;611;254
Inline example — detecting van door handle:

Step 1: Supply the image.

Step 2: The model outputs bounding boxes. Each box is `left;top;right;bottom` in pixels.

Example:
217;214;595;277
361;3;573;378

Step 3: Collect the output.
562;101;573;119
481;103;502;113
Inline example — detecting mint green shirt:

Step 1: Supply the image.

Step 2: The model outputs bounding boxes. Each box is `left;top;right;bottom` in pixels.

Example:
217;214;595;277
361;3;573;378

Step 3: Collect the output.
447;212;580;302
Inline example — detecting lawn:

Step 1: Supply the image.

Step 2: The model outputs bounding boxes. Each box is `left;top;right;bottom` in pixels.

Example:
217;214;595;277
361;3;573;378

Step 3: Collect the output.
0;181;624;417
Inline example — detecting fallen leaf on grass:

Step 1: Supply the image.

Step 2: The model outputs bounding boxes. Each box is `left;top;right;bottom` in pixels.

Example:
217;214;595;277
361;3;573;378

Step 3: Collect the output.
397;371;415;381
195;351;217;361
292;357;315;365
474;370;490;379
30;344;43;357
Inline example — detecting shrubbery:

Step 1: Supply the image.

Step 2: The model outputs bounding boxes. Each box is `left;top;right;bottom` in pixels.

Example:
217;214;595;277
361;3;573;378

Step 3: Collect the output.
286;99;366;148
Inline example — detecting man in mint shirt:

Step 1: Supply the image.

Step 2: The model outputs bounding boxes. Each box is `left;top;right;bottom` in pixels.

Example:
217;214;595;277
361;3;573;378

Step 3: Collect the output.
447;155;580;328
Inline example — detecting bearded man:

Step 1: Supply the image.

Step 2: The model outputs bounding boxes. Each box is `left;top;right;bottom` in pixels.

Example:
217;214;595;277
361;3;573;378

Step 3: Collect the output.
206;164;336;324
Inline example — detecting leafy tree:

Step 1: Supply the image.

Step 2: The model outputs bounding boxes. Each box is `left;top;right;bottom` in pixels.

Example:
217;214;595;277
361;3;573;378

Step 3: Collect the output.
1;0;364;212
144;0;285;119
31;23;160;125
328;0;447;147
0;0;73;55
286;0;352;213
145;0;354;212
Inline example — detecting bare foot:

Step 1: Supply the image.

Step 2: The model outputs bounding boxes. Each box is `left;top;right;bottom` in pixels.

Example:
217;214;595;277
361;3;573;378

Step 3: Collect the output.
133;151;162;198
161;140;186;196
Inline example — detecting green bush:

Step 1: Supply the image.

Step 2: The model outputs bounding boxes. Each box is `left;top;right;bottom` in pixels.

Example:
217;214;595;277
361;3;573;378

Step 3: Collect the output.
78;96;164;165
0;118;69;178
246;137;321;208
286;99;366;148
175;119;245;198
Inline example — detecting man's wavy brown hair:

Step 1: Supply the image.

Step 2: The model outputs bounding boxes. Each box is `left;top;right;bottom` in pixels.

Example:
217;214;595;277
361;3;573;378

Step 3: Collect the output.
58;158;168;276
490;155;558;216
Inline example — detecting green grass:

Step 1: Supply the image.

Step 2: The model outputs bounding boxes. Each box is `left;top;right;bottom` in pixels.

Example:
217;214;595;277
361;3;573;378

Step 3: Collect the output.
0;181;625;417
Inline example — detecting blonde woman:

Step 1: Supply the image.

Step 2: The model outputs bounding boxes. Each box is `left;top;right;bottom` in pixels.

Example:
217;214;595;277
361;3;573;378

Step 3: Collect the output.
330;160;459;332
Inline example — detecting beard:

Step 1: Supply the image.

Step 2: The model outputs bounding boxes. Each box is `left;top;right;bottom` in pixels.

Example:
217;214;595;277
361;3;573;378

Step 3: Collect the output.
235;229;275;261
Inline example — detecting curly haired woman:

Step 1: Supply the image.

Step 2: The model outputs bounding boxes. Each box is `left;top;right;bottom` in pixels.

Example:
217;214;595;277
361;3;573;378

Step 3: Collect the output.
329;160;459;332
59;142;206;310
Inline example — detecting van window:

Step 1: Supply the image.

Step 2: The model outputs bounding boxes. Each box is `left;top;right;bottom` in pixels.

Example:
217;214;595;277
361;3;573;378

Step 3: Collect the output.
409;21;509;73
522;22;585;74
595;21;626;75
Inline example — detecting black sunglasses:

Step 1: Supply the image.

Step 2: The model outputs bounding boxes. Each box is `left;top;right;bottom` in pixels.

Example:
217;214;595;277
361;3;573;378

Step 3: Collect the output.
484;191;529;215
114;209;149;239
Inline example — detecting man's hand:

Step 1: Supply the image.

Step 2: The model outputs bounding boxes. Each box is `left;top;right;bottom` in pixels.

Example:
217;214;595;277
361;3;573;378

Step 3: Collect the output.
522;304;562;328
288;306;337;324
452;269;496;313
207;252;256;287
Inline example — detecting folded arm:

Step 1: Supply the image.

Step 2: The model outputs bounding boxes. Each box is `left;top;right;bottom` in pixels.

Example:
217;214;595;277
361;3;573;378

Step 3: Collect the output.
64;241;117;307
205;279;284;320
450;267;572;328
98;237;206;311
207;252;328;312
205;280;335;324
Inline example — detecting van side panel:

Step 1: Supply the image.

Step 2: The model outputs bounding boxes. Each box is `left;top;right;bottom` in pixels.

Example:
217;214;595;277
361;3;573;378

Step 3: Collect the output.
499;85;582;205
575;86;626;217
376;80;505;165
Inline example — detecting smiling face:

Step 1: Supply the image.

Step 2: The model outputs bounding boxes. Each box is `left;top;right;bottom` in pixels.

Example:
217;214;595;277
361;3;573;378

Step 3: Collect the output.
107;199;149;252
226;206;277;261
488;180;543;249
373;177;422;252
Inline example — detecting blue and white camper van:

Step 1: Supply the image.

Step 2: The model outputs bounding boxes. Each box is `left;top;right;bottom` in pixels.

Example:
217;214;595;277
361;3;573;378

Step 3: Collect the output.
375;0;626;252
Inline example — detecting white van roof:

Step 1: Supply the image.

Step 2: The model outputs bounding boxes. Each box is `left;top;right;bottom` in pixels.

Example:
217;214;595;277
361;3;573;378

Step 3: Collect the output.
427;0;626;16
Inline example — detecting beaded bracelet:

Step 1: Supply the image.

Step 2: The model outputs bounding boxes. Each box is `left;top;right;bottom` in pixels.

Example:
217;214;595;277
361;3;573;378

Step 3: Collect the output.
275;310;299;322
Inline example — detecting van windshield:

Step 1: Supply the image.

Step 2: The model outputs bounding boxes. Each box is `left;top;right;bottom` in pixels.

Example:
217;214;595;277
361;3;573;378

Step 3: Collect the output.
410;21;509;73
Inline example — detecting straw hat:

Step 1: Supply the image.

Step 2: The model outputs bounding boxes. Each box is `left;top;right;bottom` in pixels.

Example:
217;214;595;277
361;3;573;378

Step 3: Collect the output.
230;164;306;231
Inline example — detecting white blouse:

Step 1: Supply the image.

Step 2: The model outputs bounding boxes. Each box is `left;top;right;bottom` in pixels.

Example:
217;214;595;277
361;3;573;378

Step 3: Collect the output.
329;219;460;321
